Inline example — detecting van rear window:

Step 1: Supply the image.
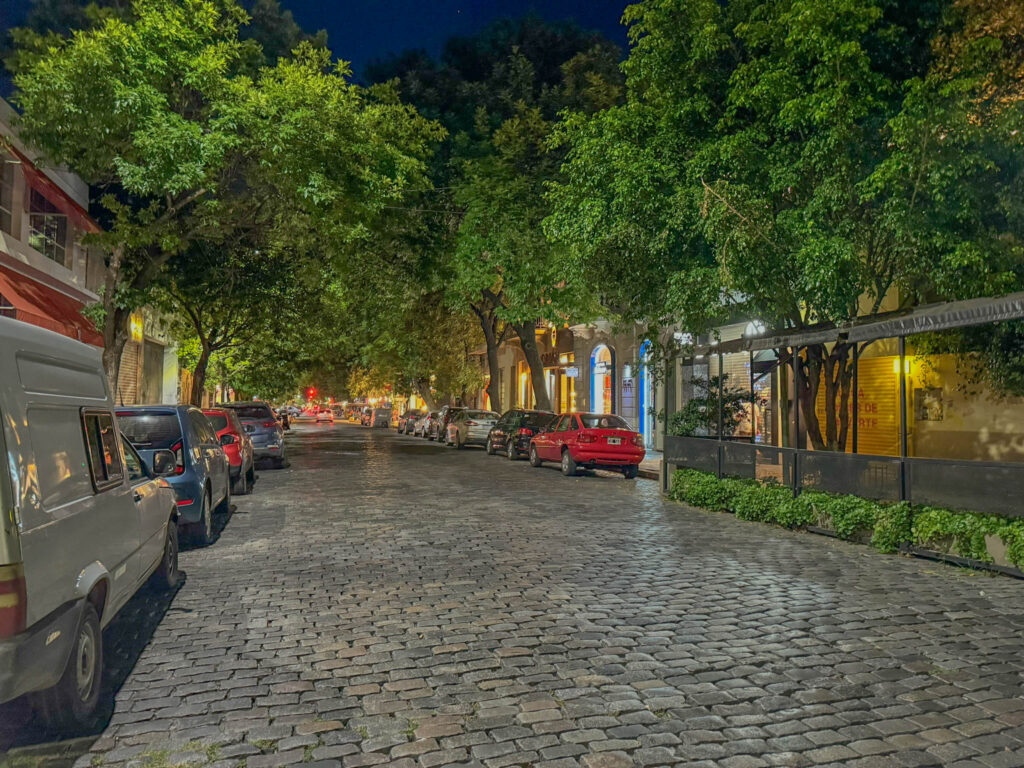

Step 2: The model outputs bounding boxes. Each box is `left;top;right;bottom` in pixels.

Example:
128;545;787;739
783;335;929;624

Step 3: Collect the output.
118;413;182;449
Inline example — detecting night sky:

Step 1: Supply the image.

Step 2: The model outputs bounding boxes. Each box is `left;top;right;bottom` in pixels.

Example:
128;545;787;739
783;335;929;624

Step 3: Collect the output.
3;1;631;81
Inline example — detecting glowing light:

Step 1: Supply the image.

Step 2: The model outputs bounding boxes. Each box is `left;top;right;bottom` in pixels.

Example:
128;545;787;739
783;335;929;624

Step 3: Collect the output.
129;314;144;342
893;358;912;374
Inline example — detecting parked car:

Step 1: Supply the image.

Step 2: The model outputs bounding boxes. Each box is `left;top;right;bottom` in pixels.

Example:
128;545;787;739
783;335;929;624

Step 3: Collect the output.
316;407;335;423
359;407;373;426
397;409;422;433
446;409;500;448
0;320;181;731
433;405;464;441
372;407;392;428
486;409;556;460
415;411;438;437
204;407;255;495
118;405;232;543
222;402;286;468
529;412;645;478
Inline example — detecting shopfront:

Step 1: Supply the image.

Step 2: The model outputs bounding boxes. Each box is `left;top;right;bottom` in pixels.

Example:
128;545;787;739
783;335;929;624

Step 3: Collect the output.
590;344;615;414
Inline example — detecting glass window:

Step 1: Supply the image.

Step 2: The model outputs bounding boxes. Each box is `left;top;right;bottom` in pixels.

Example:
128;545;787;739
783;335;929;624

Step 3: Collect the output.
28;189;69;266
556;416;576;432
118;412;181;449
580;414;630;430
206;413;228;431
226;404;273;420
82;411;123;490
188;410;215;444
122;435;146;482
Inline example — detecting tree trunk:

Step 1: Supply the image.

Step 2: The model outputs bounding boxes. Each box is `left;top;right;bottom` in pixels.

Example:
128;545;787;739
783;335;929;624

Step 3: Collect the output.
415;380;437;411
513;322;552;412
480;317;503;415
794;343;855;452
102;307;131;403
794;345;826;450
190;343;212;407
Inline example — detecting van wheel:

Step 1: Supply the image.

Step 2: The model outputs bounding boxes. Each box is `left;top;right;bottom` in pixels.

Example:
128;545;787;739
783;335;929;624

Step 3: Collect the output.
34;603;103;734
561;450;579;477
192;493;214;547
149;519;180;590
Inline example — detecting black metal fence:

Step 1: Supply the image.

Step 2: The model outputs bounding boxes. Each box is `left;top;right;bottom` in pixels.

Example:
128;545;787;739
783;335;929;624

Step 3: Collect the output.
663;435;1024;519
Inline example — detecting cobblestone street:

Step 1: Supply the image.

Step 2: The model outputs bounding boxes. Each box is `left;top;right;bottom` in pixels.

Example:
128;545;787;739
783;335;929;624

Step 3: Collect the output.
3;423;1024;768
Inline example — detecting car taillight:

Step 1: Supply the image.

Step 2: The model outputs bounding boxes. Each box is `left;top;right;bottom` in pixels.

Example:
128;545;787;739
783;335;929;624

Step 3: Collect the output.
171;440;185;475
517;428;534;436
176;498;194;506
466;420;478;426
0;563;27;639
578;431;597;444
262;420;275;428
633;434;644;448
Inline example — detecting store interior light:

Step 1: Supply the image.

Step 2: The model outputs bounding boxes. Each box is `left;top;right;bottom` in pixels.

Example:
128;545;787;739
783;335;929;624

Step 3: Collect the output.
893;358;912;374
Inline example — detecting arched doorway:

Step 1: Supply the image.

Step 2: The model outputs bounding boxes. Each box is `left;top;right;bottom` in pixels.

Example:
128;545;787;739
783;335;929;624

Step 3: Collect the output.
637;340;655;447
590;344;615;414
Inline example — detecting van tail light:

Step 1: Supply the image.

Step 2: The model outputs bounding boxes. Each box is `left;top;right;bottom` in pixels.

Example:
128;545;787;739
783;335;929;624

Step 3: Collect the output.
171;440;185;475
0;563;27;639
578;431;597;444
517;428;534;436
633;434;644;448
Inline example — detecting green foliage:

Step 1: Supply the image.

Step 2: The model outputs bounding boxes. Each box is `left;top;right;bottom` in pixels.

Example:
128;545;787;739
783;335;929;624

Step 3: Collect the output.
731;482;794;524
911;506;1004;563
668;469;736;512
871;502;912;554
661;374;750;437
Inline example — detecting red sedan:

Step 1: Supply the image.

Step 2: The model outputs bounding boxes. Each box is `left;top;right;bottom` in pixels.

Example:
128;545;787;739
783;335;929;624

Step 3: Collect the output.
204;407;256;495
529;412;645;478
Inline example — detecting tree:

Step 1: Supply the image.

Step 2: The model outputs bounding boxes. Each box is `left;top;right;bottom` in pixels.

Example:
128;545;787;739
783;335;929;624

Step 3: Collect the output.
12;0;440;388
548;0;1023;451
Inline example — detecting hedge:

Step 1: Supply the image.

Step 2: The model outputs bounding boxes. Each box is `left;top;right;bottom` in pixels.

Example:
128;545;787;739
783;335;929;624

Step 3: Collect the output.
667;468;1024;568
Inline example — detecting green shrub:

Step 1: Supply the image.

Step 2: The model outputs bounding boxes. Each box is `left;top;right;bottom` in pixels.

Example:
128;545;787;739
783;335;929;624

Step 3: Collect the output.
911;506;1001;563
1000;522;1024;569
871;502;912;553
733;482;794;523
775;492;820;529
818;494;881;539
669;469;737;511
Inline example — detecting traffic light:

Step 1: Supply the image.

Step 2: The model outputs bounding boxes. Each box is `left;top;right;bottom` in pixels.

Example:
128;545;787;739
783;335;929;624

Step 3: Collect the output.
308;387;316;399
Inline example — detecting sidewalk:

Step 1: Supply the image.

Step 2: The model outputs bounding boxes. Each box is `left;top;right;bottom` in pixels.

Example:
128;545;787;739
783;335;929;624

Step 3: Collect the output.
640;448;662;480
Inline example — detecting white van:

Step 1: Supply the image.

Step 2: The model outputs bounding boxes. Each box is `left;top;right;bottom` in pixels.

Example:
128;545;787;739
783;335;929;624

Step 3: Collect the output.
0;318;179;731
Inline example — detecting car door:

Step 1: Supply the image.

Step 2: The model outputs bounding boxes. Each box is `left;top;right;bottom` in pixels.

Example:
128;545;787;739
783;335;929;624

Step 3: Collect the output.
536;415;563;460
197;411;228;501
121;435;167;581
186;410;218;500
554;414;579;457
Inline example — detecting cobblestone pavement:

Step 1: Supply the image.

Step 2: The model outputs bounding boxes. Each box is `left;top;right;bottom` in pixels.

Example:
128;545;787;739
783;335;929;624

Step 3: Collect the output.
3;423;1024;768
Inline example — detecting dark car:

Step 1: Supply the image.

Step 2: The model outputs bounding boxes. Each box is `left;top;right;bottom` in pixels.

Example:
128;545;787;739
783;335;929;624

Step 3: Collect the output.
222;401;286;468
117;405;231;545
432;405;464;441
486;409;557;460
397;408;422;433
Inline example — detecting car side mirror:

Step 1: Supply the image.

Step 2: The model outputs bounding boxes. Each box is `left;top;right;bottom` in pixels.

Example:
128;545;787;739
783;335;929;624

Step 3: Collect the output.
151;449;177;477
220;433;236;446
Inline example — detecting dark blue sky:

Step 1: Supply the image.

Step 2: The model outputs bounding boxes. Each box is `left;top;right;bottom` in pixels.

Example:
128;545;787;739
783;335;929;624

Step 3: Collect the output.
4;1;631;80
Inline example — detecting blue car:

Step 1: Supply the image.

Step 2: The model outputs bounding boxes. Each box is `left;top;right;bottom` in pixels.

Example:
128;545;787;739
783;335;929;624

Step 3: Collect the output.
117;405;231;546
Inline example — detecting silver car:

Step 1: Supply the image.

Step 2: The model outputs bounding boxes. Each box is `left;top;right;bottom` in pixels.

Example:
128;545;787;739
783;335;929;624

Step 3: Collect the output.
222;402;286;468
0;319;179;730
446;409;500;448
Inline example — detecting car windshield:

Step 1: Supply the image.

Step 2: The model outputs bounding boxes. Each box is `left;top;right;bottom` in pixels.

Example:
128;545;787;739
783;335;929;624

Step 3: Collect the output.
579;414;630;430
228;405;273;420
206;413;229;431
118;412;181;449
466;411;498;420
518;412;555;428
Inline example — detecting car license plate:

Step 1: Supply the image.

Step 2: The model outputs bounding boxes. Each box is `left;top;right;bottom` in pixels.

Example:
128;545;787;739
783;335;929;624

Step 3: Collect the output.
608;437;621;445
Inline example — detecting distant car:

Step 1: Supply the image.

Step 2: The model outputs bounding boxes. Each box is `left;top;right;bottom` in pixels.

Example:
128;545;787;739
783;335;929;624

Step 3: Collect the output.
433;405;464;441
204;407;255;495
316;407;334;423
529;412;645;478
397;409;422;433
222;402;286;468
486;409;556;460
118;405;232;543
415;411;438;437
360;407;373;426
446;409;500;448
372;407;392;428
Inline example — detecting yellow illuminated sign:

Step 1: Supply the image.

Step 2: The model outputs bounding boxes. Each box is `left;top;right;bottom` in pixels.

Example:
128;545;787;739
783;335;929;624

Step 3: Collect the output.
129;314;144;343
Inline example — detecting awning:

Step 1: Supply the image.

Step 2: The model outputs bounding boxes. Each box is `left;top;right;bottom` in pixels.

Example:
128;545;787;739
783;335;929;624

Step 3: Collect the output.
691;290;1024;356
8;146;100;235
0;265;103;346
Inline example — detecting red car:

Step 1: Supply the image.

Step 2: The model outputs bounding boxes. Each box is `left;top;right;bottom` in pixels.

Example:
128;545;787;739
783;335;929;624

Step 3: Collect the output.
204;408;256;495
529;412;645;478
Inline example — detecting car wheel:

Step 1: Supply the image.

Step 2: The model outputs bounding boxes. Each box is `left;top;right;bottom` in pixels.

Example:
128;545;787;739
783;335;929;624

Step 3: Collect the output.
529;445;543;467
246;466;256;489
33;602;103;734
231;468;247;496
485;438;495;455
506;440;518;461
561;450;579;477
149;518;180;590
192;492;214;547
454;432;463;450
273;456;286;469
215;480;231;515
623;464;640;479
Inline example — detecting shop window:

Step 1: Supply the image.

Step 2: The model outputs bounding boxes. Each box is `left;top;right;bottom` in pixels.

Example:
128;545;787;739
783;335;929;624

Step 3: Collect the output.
591;345;614;414
28;189;68;266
